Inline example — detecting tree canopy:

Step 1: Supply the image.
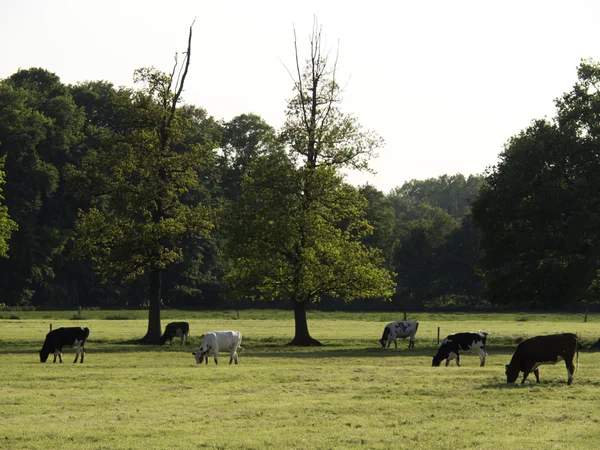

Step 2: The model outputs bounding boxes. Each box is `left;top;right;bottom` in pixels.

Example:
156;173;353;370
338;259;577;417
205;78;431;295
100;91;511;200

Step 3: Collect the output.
472;59;600;307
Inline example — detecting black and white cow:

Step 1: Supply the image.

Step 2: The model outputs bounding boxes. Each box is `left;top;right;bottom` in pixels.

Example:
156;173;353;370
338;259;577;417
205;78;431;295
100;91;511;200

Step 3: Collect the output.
505;333;581;385
160;321;190;346
192;330;242;365
39;327;90;363
379;321;419;348
432;331;488;367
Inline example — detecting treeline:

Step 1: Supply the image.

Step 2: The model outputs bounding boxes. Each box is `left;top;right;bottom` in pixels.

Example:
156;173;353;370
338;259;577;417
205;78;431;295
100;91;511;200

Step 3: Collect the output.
2;56;600;313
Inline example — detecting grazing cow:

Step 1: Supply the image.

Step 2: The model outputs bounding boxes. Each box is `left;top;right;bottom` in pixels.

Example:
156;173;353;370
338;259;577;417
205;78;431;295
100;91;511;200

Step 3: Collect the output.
505;333;580;385
160;321;190;346
379;321;419;348
432;331;488;367
40;327;90;363
192;330;242;365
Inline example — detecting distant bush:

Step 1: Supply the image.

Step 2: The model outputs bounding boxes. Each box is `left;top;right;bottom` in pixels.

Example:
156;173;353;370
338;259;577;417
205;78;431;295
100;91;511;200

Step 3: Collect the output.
104;314;133;320
515;316;529;322
424;295;489;309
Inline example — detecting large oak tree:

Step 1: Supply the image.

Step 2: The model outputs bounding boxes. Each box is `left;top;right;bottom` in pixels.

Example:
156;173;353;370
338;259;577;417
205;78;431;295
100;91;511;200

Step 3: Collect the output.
225;22;395;345
69;25;216;342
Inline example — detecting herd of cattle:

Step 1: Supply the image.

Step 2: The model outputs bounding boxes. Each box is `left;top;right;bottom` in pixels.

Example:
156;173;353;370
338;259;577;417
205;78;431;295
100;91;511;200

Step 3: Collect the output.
38;319;583;385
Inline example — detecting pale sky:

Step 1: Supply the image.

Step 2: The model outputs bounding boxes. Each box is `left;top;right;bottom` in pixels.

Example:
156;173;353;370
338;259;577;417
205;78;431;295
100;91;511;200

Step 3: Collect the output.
2;0;600;193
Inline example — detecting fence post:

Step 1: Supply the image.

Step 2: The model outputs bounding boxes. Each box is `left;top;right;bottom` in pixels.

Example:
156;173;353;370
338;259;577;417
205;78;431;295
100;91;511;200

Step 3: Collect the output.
403;311;407;321
78;306;82;318
50;323;52;332
437;327;440;345
584;308;588;323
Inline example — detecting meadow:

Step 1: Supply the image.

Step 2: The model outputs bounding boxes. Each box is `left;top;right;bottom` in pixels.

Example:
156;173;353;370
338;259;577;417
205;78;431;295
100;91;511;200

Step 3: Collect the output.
0;310;599;449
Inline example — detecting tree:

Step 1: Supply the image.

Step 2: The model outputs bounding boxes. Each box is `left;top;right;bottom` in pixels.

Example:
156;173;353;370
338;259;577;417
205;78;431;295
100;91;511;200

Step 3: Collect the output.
472;59;600;306
225;22;395;345
219;113;280;202
0;155;17;257
69;24;216;342
0;68;84;306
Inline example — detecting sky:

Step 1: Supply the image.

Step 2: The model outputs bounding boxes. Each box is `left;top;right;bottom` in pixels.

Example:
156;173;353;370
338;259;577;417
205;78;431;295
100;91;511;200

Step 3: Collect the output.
2;0;600;193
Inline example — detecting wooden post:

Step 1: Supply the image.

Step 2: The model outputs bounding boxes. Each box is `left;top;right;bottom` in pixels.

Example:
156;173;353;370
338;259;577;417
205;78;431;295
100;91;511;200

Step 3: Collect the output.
78;306;82;318
236;310;240;319
403;311;407;321
584;308;588;323
437;327;440;345
50;323;52;332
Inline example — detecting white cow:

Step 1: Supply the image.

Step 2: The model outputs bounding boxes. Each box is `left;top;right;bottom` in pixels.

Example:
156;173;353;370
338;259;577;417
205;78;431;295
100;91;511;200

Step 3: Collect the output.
379;321;419;348
192;330;242;365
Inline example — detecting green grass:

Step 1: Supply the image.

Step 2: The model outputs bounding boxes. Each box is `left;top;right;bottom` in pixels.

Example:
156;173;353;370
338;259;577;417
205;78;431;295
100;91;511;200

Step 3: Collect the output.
1;311;599;449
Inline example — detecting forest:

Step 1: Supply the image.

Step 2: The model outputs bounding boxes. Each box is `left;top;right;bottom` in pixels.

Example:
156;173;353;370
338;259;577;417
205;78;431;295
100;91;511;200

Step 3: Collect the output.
2;26;600;338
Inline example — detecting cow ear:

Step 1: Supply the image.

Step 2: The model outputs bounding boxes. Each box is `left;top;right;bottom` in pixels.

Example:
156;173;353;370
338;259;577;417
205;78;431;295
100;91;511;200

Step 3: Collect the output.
191;352;196;356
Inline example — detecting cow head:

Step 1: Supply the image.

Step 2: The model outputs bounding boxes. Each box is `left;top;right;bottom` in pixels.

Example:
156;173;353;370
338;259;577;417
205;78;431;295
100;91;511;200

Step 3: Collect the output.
39;349;50;363
378;339;386;348
192;351;205;365
431;355;443;367
39;342;55;363
505;364;519;383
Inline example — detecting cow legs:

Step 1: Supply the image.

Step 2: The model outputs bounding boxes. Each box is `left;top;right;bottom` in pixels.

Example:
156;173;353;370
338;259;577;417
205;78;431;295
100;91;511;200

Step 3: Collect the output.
565;359;575;385
455;354;461;367
408;337;415;349
73;341;81;363
521;371;530;384
478;350;487;367
230;352;239;365
55;351;63;363
214;352;218;365
533;368;540;383
393;339;398;349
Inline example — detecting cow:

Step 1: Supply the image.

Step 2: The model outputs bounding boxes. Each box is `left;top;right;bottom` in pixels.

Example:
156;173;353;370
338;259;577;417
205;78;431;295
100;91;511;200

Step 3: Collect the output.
40;327;90;363
192;330;242;365
432;331;488;367
379;321;419;348
160;321;190;346
505;333;580;385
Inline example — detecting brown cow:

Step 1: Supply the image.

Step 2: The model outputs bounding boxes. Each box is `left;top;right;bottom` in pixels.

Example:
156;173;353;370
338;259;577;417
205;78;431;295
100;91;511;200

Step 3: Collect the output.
505;333;580;385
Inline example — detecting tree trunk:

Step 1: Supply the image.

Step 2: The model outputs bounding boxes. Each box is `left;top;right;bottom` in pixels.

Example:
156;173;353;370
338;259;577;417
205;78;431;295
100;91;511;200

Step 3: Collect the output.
287;300;322;346
140;268;162;344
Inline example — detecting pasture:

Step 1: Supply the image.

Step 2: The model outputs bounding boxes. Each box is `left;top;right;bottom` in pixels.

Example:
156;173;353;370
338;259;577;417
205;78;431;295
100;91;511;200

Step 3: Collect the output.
1;310;599;449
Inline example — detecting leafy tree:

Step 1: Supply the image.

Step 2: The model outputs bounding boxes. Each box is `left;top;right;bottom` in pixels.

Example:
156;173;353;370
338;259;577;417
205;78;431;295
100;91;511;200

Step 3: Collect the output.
219;113;280;202
0;68;83;305
359;184;397;270
69;26;216;342
225;23;395;345
0;155;17;257
472;60;600;306
392;174;484;218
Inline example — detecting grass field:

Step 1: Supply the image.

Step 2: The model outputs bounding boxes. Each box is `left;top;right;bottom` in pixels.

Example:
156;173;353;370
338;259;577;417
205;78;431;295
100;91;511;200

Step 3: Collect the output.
1;310;599;449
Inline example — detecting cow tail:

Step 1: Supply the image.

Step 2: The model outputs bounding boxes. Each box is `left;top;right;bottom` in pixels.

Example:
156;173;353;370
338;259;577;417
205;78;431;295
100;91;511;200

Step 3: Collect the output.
575;334;580;375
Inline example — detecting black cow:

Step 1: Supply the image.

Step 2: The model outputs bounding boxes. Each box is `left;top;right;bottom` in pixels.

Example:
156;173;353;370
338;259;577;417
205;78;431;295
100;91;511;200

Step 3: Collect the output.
505;333;580;385
160;322;190;346
40;327;90;363
432;331;488;367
